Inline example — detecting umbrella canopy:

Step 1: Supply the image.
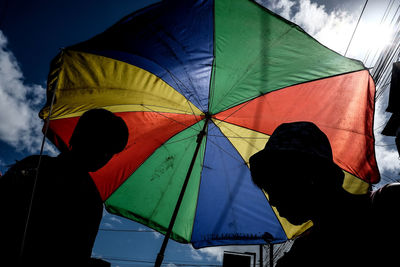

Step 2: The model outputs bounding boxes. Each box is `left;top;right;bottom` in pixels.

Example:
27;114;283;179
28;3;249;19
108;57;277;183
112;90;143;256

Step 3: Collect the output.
40;0;380;249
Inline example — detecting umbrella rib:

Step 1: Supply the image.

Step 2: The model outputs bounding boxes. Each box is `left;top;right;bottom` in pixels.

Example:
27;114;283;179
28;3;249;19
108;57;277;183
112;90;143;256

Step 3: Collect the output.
208;57;217;113
208;134;265;139
91;103;199;115
165;69;205;123
103;49;205;116
148;140;195;221
211;125;264;146
211;26;295;111
141;105;195;128
153;26;206;112
207;134;257;167
165;65;206;114
206;138;244;165
212;99;253;128
165;134;199;145
209;122;266;165
137;103;197;115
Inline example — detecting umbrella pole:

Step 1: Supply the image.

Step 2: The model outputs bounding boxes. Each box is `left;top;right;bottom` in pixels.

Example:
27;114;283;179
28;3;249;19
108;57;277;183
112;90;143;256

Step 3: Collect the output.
19;57;61;263
154;117;209;267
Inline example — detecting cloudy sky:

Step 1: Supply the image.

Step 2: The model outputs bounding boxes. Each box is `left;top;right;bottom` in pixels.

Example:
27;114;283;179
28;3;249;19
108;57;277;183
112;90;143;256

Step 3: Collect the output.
1;0;399;266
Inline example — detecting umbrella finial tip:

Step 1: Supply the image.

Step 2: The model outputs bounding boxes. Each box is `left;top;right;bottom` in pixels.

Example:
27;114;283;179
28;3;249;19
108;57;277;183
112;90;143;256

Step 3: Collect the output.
204;112;212;120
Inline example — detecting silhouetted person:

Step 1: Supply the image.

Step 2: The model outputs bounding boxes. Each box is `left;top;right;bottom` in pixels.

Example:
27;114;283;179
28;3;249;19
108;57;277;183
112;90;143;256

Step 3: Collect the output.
371;182;400;260
249;121;372;267
0;108;129;266
371;111;400;265
370;62;400;266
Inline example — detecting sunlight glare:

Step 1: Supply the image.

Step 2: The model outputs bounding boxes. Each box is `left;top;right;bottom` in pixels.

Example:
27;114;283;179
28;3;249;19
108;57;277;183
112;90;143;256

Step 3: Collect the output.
351;22;394;63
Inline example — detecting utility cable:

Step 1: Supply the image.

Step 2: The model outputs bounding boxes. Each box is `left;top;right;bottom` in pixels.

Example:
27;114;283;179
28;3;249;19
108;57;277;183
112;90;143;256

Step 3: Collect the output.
364;1;400;65
345;0;369;56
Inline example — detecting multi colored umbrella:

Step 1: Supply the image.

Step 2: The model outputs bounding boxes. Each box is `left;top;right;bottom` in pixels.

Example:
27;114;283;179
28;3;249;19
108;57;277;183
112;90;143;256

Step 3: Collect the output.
40;0;379;255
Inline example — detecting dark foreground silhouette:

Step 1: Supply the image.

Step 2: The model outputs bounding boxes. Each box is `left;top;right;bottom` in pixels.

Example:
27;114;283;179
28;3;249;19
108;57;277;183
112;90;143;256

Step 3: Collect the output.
0;109;128;266
250;121;373;267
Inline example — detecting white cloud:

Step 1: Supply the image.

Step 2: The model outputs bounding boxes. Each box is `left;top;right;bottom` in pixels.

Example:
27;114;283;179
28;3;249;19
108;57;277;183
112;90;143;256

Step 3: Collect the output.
189;247;204;261
102;222;113;229
197;246;224;262
294;1;356;54
267;0;295;20
152;231;162;239
0;30;56;155
292;0;330;35
259;0;356;55
260;0;396;66
109;216;123;224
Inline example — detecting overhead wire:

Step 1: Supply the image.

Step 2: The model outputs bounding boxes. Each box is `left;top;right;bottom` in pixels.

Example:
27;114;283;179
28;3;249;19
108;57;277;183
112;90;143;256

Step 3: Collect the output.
376;1;400;65
381;172;400;183
363;0;398;65
381;0;396;24
389;2;400;25
375;143;397;147
373;5;400;72
345;0;369;56
371;8;400;185
373;10;400;101
374;40;400;100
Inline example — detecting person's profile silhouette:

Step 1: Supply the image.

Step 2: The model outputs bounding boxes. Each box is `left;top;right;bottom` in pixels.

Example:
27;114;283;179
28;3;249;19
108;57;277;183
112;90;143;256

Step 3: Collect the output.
0;108;129;266
250;121;372;267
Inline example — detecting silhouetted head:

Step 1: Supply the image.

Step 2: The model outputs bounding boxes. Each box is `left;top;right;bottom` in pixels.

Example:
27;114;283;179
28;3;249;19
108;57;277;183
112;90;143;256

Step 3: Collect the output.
382;113;400;156
250;121;343;225
371;182;400;226
69;109;129;172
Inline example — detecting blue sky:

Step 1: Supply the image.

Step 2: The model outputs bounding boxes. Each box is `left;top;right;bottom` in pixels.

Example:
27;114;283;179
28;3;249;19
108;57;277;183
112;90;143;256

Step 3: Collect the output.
1;0;399;266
